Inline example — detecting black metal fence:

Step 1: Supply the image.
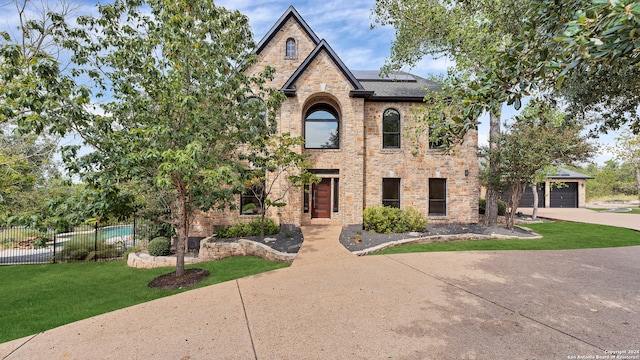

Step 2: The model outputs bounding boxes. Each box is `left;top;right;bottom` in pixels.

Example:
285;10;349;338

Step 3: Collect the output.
0;218;169;265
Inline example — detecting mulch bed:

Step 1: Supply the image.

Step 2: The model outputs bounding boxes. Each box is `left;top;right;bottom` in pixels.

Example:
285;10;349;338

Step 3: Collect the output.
148;268;210;290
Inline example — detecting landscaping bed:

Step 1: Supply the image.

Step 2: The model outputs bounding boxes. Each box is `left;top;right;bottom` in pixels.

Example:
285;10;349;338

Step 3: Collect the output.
340;222;540;253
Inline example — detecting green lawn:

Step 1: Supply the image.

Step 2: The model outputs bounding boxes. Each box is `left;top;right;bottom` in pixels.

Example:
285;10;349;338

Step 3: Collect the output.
373;222;640;254
0;257;288;343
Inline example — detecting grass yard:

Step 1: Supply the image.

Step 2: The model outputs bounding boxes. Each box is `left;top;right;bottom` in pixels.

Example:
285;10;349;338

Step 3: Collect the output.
373;222;640;254
0;257;288;344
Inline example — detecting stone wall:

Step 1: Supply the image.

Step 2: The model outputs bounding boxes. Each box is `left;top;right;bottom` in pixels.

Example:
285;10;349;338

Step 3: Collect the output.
127;252;201;269
199;238;295;263
248;17;317;89
363;102;479;224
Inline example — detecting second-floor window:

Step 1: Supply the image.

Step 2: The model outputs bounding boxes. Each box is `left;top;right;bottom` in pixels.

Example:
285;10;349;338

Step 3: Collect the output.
286;38;296;57
304;105;339;149
429;125;444;149
383;108;400;148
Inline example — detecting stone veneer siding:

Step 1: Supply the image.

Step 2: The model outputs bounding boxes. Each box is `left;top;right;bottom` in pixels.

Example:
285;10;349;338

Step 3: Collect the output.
363;102;479;224
189;14;479;238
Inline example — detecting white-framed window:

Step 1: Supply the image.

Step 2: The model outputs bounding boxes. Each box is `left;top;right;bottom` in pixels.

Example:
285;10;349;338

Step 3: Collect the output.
285;38;296;57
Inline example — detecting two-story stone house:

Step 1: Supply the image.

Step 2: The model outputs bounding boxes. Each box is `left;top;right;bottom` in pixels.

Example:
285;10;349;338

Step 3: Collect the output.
192;6;479;236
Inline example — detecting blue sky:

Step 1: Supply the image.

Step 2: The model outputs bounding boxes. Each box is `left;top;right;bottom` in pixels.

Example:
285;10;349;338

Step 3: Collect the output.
0;0;618;164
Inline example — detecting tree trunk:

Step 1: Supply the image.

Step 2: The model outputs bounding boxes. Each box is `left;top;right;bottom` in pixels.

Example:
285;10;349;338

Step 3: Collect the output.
506;182;526;230
635;161;640;208
260;209;266;239
531;182;539;220
483;109;501;227
172;178;190;277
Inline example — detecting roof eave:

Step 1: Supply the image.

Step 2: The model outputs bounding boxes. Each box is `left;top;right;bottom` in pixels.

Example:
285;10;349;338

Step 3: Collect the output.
365;96;426;102
349;90;375;99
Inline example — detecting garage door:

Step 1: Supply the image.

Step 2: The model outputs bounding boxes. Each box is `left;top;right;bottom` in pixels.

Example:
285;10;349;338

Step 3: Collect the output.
519;183;545;208
500;183;544;208
550;182;578;208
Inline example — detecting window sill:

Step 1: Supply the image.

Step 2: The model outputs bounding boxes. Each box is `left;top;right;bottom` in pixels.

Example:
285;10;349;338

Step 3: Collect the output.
379;148;403;154
285;56;298;60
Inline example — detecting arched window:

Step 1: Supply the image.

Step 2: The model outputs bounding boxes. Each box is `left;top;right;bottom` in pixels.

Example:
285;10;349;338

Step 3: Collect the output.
383;108;400;148
245;97;267;137
304;105;339;149
286;38;296;57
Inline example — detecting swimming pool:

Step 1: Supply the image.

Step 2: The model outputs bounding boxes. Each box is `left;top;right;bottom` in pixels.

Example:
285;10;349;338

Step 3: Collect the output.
54;225;134;247
99;225;134;240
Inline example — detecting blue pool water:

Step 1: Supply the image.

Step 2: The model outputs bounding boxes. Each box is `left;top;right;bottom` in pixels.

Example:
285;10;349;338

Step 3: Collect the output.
99;225;134;240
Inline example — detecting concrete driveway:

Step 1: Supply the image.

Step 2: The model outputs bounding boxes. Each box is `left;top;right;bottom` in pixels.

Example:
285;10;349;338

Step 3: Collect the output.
2;226;639;359
519;207;640;231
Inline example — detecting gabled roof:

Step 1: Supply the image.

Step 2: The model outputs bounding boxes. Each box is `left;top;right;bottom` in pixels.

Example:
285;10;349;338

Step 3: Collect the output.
549;167;593;179
258;7;439;101
281;40;373;98
255;6;320;54
477;163;593;180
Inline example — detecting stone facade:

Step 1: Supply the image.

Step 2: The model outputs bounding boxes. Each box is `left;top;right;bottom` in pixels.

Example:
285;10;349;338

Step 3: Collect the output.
191;6;479;237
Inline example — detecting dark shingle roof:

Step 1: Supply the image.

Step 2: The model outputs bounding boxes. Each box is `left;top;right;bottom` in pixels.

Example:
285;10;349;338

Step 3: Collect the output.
352;70;441;101
549;167;593;179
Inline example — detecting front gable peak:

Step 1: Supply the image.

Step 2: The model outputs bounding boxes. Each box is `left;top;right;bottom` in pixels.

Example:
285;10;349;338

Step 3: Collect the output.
256;6;320;55
281;40;373;98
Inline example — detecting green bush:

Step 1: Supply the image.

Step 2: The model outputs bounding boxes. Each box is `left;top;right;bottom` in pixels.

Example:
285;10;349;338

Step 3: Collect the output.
215;218;279;238
363;206;428;234
52;237;119;262
478;198;507;216
135;222;173;243
147;237;171;256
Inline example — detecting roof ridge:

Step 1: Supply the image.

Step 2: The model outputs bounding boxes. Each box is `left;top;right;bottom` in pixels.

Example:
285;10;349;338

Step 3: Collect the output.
255;6;320;54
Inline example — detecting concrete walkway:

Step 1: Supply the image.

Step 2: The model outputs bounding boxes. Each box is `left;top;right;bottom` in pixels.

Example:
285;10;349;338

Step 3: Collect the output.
519;207;640;231
2;226;639;359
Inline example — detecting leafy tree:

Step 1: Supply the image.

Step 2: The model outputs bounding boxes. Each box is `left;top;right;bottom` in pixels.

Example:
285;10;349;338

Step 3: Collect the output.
59;0;283;276
373;0;640;228
484;102;594;229
241;133;319;238
612;132;640;206
0;0;89;135
524;0;640;133
0;130;59;219
373;0;542;227
566;161;637;200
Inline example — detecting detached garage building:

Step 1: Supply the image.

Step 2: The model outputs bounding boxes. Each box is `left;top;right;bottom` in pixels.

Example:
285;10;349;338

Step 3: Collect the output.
500;167;592;209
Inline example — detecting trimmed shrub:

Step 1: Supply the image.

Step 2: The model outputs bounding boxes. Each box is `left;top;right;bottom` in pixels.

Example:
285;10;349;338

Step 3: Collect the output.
363;206;428;234
52;237;119;262
147;237;171;256
478;198;507;216
215;218;280;238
